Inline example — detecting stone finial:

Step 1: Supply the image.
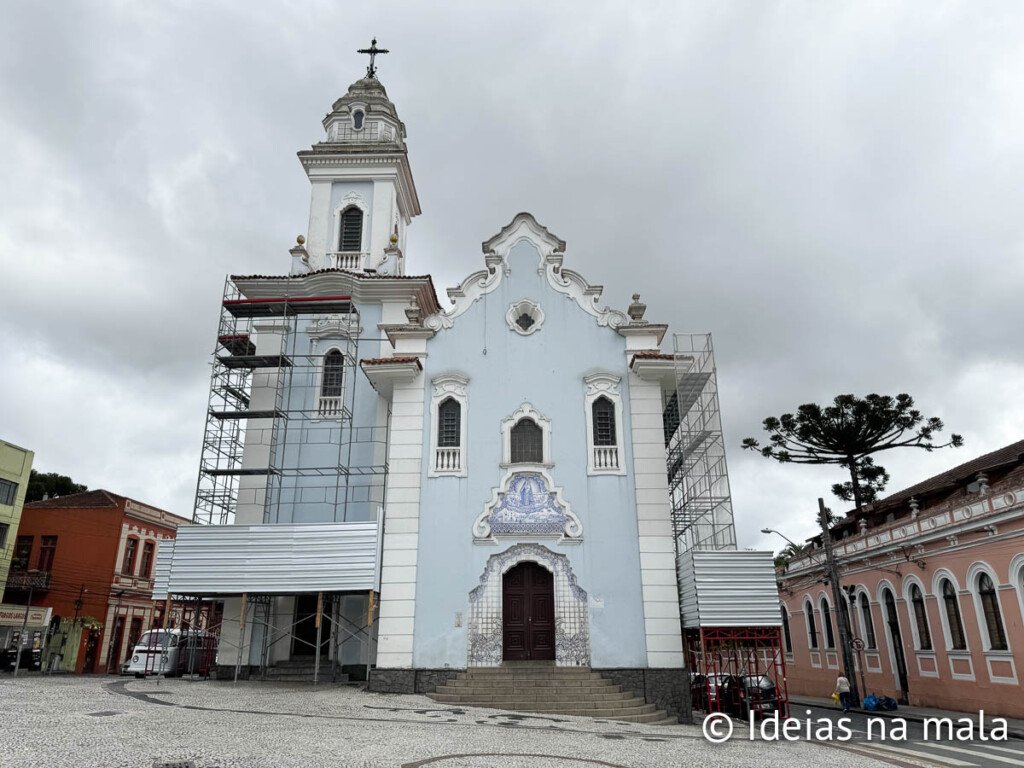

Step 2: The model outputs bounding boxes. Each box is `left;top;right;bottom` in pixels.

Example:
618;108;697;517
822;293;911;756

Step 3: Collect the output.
405;295;422;325
909;497;920;520
627;293;647;323
976;472;990;495
297;234;306;245
390;224;399;245
858;518;868;535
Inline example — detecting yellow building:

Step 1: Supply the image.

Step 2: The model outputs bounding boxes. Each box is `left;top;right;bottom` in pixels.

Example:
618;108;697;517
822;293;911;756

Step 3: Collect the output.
0;440;34;592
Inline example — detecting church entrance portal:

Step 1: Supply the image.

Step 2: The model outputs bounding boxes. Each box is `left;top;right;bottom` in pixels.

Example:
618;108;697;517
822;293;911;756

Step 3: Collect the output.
502;561;555;661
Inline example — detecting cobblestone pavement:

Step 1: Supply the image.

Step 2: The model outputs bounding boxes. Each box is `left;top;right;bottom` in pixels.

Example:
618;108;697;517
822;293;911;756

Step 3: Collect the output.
0;676;889;768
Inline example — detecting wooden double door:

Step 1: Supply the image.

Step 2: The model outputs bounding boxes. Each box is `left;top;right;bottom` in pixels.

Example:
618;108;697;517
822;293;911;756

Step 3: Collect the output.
502;561;555;661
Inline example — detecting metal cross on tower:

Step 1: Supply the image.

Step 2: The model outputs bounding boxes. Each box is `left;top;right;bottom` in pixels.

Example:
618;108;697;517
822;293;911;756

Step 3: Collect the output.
357;38;389;78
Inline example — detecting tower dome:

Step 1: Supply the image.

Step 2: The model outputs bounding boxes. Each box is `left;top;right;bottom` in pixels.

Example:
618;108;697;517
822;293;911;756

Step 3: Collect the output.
321;76;407;148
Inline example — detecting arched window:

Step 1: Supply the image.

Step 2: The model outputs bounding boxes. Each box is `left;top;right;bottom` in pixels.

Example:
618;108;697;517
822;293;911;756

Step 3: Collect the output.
339;206;363;252
510;419;543;464
353;110;364;130
911;584;932;650
322;350;344;397
820;598;836;649
438;398;461;448
781;606;793;654
859;592;877;649
592;397;616;446
805;599;818;649
941;579;967;650
140;541;155;579
978;573;1008;651
319;350;345;417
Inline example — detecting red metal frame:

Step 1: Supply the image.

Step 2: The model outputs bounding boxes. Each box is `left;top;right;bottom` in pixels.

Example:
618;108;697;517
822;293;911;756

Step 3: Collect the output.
687;626;789;718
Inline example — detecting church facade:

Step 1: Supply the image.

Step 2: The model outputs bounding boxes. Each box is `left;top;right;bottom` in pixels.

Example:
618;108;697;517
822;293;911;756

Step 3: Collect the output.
157;55;774;722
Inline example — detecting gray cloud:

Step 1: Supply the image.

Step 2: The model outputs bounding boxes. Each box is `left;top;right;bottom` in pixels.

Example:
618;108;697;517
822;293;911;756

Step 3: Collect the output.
2;1;1021;551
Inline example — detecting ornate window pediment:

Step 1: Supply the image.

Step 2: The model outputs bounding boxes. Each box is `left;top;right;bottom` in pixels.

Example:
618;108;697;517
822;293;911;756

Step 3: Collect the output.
474;470;582;544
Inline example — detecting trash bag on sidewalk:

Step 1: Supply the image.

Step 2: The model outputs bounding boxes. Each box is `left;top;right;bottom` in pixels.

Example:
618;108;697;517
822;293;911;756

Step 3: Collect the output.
862;694;880;711
880;696;899;711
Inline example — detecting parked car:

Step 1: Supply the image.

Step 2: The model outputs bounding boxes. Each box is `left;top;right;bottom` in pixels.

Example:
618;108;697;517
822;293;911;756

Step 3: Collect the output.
719;674;780;718
690;673;728;711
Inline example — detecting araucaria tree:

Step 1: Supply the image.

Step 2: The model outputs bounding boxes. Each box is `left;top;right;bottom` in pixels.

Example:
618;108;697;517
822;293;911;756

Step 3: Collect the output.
743;394;963;511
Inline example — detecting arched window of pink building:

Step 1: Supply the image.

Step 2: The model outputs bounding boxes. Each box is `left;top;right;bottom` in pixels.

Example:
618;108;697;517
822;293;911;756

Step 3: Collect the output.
910;584;932;650
978;573;1008;651
858;592;876;649
804;599;818;649
941;579;967;650
781;606;792;654
820;597;836;649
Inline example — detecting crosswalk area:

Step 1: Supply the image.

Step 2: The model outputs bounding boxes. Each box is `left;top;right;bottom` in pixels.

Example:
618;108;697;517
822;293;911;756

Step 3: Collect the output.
839;738;1024;767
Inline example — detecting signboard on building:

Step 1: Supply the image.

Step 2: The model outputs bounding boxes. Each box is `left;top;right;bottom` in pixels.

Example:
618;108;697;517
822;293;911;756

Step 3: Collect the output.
0;604;52;628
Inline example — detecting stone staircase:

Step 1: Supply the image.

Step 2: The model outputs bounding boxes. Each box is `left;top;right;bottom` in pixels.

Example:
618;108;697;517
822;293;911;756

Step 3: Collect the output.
263;659;349;683
426;661;675;724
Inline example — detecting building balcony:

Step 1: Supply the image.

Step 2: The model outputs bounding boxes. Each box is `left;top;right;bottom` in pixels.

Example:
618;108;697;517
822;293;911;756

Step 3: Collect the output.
324;251;369;271
5;570;51;591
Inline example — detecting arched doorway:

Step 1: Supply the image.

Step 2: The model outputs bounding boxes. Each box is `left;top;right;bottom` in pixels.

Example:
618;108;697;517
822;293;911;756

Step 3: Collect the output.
502;561;555;661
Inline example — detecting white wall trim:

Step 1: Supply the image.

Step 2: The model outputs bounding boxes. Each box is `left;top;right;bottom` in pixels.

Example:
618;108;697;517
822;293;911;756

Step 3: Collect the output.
966;560;1010;652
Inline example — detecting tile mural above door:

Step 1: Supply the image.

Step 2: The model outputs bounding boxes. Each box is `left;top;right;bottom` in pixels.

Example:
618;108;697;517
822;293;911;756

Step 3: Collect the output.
473;470;583;544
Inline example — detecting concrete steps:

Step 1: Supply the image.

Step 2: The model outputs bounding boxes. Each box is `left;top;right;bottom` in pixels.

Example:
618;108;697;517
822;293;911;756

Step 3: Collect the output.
264;660;348;683
424;661;674;724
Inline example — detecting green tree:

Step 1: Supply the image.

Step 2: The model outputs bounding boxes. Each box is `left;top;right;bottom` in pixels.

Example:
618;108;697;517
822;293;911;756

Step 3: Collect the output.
743;393;962;511
26;470;87;503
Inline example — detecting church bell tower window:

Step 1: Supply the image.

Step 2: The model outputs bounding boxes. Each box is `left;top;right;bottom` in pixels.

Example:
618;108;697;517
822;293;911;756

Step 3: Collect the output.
339;206;364;253
353;110;364;130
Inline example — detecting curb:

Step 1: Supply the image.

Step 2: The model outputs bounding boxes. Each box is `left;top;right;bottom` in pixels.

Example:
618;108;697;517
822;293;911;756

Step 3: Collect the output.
789;698;1024;740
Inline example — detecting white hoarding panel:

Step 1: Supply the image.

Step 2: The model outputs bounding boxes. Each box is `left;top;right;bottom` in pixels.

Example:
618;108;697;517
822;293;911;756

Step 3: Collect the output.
151;539;174;601
677;549;781;628
163;520;382;595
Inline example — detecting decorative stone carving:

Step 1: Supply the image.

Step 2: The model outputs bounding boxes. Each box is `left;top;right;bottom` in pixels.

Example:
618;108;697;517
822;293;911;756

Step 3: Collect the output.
474;470;582;543
506;299;544;336
467;543;590;667
976;472;990;495
909;497;920;520
627;293;647;323
306;314;360;349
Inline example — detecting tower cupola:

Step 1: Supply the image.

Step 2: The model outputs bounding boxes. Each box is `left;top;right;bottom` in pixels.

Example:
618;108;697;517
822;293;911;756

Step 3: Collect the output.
294;40;420;277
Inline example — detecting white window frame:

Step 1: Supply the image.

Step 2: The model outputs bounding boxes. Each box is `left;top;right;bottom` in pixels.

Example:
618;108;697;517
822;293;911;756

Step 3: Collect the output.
429;374;469;477
854;586;878;650
501;403;552;467
505;299;545;336
931;569;970;653
966;561;1010;653
901;575;933;652
583;373;626;476
330;193;370;269
316;346;348;420
804;597;819;650
818;593;836;650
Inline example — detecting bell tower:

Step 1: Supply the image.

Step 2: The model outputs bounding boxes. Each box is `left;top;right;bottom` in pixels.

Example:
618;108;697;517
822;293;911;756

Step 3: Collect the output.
294;40;420;276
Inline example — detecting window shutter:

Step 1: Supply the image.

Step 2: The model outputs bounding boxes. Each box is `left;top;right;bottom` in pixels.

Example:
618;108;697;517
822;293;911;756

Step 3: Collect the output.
340;207;363;252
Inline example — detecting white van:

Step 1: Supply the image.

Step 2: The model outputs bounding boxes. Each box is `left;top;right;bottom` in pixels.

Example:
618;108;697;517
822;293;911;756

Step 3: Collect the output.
126;629;212;677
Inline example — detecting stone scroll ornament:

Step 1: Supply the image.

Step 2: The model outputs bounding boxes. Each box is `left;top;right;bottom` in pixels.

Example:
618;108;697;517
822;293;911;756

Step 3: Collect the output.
473;471;582;542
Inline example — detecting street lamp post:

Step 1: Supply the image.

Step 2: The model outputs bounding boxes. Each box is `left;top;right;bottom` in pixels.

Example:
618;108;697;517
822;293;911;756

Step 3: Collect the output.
13;570;41;678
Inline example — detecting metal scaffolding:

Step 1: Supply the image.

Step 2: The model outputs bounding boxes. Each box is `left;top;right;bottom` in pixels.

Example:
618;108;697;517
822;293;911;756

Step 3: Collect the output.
193;277;389;526
665;333;737;553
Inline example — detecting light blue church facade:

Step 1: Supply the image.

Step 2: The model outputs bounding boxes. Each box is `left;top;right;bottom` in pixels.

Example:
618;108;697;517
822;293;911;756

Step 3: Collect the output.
177;66;709;717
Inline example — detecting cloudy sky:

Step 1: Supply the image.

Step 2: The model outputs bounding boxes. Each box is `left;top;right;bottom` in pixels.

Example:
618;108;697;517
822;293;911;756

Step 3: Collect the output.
2;1;1022;550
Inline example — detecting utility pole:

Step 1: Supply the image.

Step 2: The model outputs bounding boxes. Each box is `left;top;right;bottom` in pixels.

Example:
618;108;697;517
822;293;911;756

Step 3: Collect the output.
105;590;124;675
13;571;40;678
818;498;860;708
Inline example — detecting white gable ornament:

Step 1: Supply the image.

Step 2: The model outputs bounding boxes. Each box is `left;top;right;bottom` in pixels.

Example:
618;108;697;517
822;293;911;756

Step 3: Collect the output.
506;299;544;336
473;469;582;544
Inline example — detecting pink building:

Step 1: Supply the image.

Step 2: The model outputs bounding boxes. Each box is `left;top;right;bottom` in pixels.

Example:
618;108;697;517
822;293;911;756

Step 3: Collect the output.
777;440;1024;718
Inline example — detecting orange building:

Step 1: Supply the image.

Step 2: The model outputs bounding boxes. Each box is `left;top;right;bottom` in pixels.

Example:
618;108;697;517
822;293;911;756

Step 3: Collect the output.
3;490;190;673
777;440;1024;718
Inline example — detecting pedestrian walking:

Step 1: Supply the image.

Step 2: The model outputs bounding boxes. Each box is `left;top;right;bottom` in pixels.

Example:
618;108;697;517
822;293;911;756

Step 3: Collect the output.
835;674;852;713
